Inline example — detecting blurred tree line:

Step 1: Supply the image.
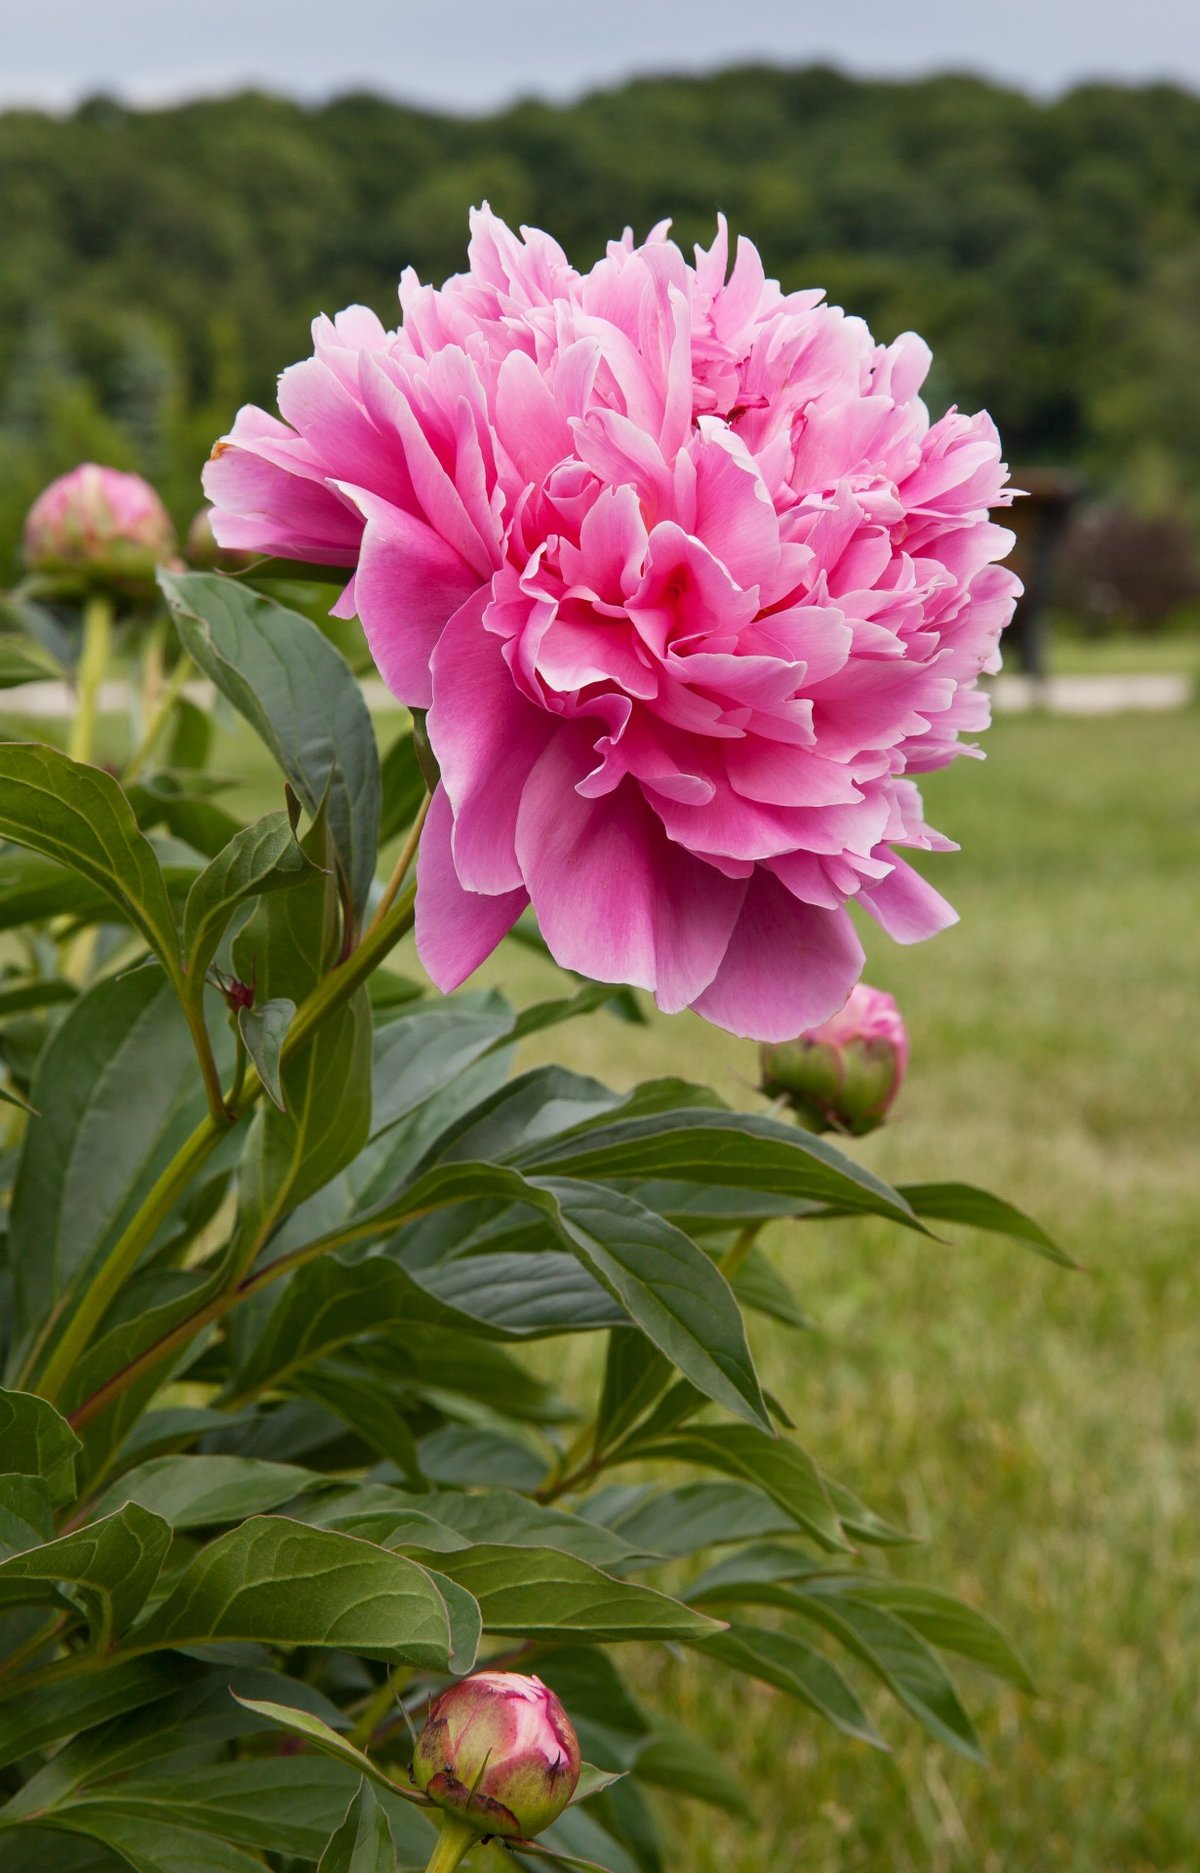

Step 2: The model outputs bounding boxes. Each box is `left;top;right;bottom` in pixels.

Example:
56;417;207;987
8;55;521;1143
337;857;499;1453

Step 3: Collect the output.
3;65;1199;623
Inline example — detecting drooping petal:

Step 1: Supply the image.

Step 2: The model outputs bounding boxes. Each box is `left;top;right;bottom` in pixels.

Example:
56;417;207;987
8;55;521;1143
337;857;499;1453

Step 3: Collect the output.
428;589;555;893
415;784;528;990
690;872;865;1041
857;855;959;943
515;732;746;1013
336;485;483;708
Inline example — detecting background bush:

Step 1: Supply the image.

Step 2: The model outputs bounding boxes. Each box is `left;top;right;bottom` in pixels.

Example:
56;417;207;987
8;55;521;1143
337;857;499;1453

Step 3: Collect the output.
3;66;1200;616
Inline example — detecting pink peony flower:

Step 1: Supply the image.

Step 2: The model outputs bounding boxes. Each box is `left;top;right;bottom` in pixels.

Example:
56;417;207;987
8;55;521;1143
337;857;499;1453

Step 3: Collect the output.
24;463;177;595
760;981;909;1134
412;1670;581;1840
205;209;1019;1038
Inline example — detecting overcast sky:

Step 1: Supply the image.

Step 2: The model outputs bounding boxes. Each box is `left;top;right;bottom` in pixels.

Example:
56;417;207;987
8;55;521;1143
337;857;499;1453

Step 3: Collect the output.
6;0;1200;113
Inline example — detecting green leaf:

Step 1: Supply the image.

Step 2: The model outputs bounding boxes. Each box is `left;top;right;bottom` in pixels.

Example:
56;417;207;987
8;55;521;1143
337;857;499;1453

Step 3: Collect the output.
594;1336;672;1458
0;1472;54;1555
696;1623;886;1748
0;1502;170;1647
817;1576;1037;1692
160;571;381;922
95;1454;322;1528
22;1760;408;1864
132;1516;454;1667
421;1544;722;1643
7;970;226;1383
236;996;295;1110
325;1486;646;1572
31;1813;270;1873
0;1659;180;1770
366;1002;515;1142
294;1363;424;1482
231;810;372;1247
0;1386;81;1505
495;982;643;1050
628;1426;847;1552
0;636;62;686
632;1729;749;1818
0;977;76;1018
517;1109;922;1230
416;1423;545;1492
334;1163;770;1431
725;1244;813;1329
588;1482;802;1558
181;809;314;998
417;1565;482;1675
823;1478;917;1548
231;1696;421;1804
0;745;182;982
789;1586;986;1759
412;1250;625;1337
319;1781;398;1873
515;1845;621;1873
570;1765;628;1806
0;844;196;934
898;1182;1077;1267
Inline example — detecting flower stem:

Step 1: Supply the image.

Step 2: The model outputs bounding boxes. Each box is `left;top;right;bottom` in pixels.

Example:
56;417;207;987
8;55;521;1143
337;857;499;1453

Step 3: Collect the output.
68;591;113;765
422;1814;478;1873
718;1219;764;1282
365;790;430;939
124;649;194;783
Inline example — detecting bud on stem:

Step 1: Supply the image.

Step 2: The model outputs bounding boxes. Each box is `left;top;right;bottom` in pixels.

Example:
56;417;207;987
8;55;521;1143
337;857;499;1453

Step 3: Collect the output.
759;984;909;1136
68;592;114;767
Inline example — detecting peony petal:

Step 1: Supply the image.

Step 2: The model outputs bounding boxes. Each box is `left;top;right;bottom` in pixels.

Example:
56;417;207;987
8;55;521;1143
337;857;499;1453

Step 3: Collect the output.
857;856;959;943
515;732;746;1013
428;591;555;894
691;872;865;1041
336;484;483;708
415;785;528;990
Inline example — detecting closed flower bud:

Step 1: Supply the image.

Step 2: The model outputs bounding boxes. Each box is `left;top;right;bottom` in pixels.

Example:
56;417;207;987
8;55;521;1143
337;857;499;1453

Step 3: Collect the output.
760;984;909;1135
23;463;176;598
413;1671;580;1841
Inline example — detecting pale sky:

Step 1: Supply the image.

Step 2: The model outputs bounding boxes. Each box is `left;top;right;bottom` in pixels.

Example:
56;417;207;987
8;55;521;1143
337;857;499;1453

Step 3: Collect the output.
4;0;1200;113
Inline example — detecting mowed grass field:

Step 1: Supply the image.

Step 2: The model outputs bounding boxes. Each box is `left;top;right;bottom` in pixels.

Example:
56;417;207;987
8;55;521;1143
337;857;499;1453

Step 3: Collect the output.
10;685;1198;1871
468;707;1199;1873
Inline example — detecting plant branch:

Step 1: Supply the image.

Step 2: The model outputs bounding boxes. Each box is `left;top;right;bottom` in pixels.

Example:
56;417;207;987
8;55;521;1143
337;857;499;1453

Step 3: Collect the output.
68;591;113;765
123;649;194;783
365;791;430;940
422;1814;477;1873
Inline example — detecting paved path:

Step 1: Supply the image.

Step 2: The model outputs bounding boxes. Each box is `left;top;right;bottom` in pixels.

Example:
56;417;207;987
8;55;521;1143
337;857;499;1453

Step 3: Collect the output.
991;673;1192;714
6;671;1194;722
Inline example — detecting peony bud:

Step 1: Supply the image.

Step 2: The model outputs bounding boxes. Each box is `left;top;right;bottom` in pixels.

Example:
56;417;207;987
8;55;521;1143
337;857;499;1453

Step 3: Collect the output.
759;984;909;1135
413;1671;580;1841
186;504;253;571
23;463;177;598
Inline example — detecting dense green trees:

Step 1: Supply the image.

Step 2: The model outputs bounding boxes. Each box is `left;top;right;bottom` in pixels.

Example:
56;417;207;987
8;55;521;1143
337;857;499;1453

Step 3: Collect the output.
3;64;1199;588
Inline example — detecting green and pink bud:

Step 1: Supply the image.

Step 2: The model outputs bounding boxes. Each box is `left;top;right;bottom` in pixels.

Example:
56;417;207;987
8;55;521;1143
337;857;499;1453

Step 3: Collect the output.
760;984;909;1135
413;1670;581;1843
23;463;176;598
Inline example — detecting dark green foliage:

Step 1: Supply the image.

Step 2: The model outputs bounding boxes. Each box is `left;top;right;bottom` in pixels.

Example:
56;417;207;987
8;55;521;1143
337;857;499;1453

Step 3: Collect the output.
4;68;1200;579
0;576;1053;1871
